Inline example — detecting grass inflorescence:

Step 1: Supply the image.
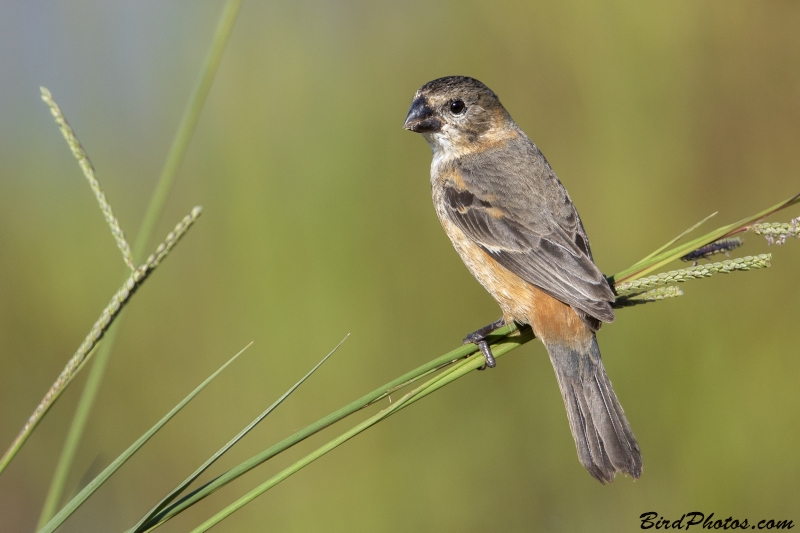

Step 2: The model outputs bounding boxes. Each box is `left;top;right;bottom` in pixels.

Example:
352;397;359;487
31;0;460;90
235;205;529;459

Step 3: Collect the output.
612;285;684;308
751;218;800;245
615;254;772;296
40;87;135;271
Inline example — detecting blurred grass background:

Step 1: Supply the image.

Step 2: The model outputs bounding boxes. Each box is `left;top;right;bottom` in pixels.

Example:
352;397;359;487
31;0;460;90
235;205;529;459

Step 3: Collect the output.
1;1;799;531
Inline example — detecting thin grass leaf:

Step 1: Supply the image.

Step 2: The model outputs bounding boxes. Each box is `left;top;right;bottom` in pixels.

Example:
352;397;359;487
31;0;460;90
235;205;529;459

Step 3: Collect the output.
129;334;348;533
629;211;717;269
35;0;242;523
187;331;534;532
133;0;241;259
611;192;800;284
0;208;202;478
36;343;252;533
134;325;522;531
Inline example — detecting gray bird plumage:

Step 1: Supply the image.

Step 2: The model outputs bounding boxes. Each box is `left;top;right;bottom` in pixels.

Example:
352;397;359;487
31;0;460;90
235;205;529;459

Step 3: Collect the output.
405;75;642;483
547;337;642;483
440;134;616;326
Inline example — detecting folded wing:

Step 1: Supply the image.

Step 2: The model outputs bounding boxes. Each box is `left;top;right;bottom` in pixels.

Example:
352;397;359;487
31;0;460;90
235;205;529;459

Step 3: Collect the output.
442;182;615;324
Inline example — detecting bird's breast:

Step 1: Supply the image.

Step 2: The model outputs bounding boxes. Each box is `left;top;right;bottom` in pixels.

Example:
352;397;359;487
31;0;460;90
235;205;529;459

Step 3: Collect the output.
431;175;527;320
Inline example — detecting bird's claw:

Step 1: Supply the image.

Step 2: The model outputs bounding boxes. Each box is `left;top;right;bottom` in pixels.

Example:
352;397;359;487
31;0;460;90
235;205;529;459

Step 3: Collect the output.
476;340;496;370
463;318;504;369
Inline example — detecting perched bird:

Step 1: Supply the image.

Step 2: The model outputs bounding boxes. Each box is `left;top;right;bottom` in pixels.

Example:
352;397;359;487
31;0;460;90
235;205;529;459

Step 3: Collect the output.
403;76;642;483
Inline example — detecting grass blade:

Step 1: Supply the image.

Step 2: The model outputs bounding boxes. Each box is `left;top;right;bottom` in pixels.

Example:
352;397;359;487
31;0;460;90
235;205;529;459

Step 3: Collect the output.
187;332;533;532
36;342;253;533
129;335;348;533
628;211;717;269
134;325;522;531
133;0;241;259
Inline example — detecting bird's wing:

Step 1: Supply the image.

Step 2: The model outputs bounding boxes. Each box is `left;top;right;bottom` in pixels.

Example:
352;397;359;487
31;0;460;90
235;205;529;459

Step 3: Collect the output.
441;178;615;323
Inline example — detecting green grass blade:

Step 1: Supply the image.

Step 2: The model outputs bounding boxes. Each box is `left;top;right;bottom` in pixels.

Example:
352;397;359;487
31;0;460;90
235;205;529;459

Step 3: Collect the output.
132;0;241;260
611;192;800;284
129;335;347;533
33;340;111;526
36;343;252;533
135;325;524;531
187;331;534;532
628;211;717;269
34;0;241;523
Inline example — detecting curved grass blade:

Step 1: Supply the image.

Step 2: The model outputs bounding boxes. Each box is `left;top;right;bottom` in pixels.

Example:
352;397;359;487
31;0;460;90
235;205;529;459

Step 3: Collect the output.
187;331;533;532
35;342;252;533
134;325;522;531
129;335;348;533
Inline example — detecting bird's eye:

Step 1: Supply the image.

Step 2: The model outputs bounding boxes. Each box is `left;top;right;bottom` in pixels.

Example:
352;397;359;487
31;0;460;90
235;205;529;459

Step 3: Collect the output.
449;99;466;115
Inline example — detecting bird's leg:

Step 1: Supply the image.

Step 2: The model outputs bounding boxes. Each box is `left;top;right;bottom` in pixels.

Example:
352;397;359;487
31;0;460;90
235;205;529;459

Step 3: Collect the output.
463;318;506;369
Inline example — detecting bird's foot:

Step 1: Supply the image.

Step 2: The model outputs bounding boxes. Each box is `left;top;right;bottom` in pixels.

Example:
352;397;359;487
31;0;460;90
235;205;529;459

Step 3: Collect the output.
463;318;505;370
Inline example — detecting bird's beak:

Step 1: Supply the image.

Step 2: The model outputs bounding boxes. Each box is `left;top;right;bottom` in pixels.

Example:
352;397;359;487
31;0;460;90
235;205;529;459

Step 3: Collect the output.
403;97;442;133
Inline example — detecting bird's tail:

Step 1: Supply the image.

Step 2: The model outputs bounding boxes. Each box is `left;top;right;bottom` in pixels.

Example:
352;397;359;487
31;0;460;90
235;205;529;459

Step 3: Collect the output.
542;335;642;483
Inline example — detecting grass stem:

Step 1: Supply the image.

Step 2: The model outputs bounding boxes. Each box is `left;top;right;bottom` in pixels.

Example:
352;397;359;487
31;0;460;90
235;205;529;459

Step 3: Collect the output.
32;1;241;525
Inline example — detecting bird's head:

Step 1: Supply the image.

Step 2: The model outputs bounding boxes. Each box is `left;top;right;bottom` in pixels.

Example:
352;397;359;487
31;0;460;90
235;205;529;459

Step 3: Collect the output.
403;76;513;157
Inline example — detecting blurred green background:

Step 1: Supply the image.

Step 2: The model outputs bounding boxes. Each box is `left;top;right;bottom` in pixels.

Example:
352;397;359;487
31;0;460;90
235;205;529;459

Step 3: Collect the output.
1;1;799;531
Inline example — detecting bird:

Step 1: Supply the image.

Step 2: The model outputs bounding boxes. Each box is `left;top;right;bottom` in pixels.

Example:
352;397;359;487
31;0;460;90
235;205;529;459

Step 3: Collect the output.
403;76;642;483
